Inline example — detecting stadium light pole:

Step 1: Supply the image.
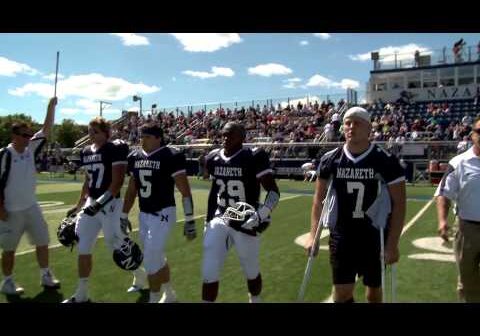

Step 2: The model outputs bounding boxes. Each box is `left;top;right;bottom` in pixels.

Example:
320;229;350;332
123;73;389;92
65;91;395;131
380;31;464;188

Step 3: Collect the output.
99;101;112;117
133;95;143;116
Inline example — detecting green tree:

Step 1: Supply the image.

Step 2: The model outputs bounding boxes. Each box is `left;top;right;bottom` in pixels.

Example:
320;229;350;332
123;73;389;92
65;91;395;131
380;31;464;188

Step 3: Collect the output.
0;114;38;147
54;119;86;148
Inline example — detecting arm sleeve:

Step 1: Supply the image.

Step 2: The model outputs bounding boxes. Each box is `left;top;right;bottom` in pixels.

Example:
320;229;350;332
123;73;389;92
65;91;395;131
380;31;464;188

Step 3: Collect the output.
29;130;47;160
171;151;187;177
253;149;273;179
112;142;129;166
377;154;406;185
434;164;459;201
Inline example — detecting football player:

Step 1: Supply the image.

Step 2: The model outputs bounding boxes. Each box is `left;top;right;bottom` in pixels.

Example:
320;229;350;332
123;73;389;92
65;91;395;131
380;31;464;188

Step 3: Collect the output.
122;123;196;303
305;107;406;303
63;117;142;303
202;122;280;303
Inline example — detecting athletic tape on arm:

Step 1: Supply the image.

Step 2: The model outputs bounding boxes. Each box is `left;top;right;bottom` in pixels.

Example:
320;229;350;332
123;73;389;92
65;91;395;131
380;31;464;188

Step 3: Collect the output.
258;190;280;221
182;196;194;222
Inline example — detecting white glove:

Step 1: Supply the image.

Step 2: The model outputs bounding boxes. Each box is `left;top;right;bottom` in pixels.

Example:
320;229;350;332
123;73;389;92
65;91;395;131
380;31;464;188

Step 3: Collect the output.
241;210;260;230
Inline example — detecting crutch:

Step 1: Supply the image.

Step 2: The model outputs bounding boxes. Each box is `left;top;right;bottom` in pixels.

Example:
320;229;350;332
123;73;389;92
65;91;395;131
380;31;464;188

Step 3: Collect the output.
380;227;386;302
297;215;324;302
391;263;397;303
297;180;332;302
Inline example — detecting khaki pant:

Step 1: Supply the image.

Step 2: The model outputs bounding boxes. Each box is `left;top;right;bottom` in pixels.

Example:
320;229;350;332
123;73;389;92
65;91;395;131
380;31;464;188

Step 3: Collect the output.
0;204;49;251
454;219;480;302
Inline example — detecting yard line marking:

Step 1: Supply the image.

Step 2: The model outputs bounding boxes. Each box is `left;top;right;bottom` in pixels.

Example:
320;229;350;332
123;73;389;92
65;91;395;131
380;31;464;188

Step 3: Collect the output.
401;199;434;236
319;198;434;303
14;195;302;257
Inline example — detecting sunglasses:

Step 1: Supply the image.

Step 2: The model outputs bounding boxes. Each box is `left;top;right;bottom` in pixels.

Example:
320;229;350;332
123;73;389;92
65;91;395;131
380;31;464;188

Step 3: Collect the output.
473;129;480;135
15;132;33;139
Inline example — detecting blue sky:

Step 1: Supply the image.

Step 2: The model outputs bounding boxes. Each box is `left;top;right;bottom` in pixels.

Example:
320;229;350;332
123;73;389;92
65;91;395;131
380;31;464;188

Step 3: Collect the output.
1;33;479;124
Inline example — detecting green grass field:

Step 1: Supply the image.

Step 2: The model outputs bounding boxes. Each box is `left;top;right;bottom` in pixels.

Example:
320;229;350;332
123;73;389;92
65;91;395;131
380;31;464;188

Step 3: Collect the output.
0;176;458;303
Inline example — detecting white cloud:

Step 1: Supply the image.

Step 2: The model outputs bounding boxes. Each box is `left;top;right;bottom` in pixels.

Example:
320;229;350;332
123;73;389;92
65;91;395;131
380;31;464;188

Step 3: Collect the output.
170;33;241;52
61;99;120;116
248;63;292;77
282;77;302;89
60;108;80;115
349;43;432;62
110;33;150;46
300;40;309;46
9;73;160;101
306;74;360;89
306;74;333;87
183;66;234;79
334;78;360;89
0;56;39;77
43;73;65;80
313;33;331;40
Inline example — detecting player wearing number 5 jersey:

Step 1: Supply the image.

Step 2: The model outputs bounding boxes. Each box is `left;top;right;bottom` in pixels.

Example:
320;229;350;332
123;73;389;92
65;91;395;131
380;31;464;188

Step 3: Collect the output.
305;107;406;303
123;123;196;303
202;122;280;302
63;117;134;303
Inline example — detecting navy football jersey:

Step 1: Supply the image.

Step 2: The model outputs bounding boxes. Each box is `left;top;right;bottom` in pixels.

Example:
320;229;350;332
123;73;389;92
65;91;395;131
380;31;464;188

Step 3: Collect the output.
318;144;405;232
80;140;129;199
205;147;272;220
127;146;186;213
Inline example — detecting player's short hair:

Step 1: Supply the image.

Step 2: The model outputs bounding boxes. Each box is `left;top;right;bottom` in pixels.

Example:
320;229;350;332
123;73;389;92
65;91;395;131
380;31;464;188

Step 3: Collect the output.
473;115;480;126
11;121;32;135
222;122;246;140
89;117;111;137
140;122;164;138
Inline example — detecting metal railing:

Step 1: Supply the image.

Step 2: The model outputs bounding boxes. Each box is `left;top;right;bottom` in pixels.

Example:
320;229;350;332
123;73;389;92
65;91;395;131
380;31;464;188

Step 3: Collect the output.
374;44;480;71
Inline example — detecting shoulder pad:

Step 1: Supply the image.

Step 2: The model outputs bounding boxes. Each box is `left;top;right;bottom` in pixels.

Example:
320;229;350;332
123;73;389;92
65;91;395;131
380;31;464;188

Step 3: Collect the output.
206;148;221;160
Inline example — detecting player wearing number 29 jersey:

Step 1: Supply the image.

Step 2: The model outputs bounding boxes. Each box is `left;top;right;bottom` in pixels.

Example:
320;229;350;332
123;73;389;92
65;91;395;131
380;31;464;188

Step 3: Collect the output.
205;146;272;220
201;122;280;303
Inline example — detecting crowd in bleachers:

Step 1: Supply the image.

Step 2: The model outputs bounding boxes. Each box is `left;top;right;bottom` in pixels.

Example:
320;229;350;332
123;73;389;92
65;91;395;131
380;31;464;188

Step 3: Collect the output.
111;99;346;145
109;95;480;150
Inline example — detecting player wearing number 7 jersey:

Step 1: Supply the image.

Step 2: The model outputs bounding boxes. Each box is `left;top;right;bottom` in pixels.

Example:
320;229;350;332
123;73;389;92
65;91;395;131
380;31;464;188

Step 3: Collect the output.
202;122;280;302
305;107;406;303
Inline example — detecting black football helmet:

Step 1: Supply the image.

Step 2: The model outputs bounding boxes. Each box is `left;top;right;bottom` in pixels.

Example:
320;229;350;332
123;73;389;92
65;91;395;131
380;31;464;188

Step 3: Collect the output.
57;215;79;250
113;237;143;271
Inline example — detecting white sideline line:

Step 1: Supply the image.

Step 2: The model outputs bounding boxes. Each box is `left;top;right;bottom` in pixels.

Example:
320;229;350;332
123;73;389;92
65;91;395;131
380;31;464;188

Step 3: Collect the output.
401;199;434;236
320;198;434;303
14;195;302;257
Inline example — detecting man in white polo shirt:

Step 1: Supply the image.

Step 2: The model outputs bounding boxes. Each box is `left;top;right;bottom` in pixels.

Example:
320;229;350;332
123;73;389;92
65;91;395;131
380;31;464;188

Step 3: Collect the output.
436;116;480;302
0;97;60;296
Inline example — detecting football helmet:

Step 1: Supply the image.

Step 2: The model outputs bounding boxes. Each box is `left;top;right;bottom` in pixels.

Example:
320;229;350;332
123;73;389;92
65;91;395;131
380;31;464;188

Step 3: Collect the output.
113;237;143;271
57;215;79;250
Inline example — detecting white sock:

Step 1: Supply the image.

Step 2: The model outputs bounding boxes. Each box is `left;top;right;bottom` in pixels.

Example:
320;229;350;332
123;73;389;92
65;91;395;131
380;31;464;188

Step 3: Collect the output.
149;291;161;303
161;282;174;296
133;268;146;286
76;278;89;298
40;268;50;277
249;294;262;303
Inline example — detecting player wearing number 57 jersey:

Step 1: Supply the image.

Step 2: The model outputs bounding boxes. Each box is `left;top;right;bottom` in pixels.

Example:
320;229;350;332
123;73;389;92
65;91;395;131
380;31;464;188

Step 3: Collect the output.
63;117;134;303
306;107;406;303
123;123;196;303
202;122;280;303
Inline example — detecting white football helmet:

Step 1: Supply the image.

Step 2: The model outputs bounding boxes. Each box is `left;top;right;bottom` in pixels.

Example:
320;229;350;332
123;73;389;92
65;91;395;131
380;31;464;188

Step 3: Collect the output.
222;202;256;222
